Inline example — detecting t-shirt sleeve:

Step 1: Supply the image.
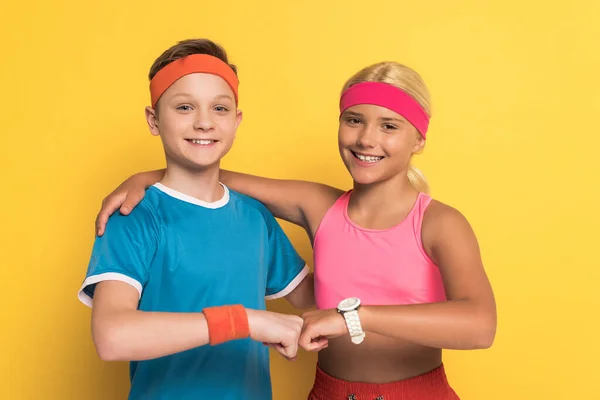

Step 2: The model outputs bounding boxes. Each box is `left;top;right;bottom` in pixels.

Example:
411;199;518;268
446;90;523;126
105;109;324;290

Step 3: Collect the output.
77;203;159;307
263;212;309;300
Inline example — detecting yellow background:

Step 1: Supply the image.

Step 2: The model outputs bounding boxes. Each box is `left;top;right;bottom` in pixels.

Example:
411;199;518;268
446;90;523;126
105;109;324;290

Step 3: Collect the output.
1;0;599;399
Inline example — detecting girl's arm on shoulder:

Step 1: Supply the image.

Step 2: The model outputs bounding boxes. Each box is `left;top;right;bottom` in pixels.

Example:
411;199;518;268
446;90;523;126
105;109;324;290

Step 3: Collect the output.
220;170;344;234
96;169;165;236
95;169;344;237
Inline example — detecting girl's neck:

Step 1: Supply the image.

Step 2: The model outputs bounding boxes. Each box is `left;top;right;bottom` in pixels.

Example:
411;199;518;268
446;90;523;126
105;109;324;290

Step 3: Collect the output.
348;173;420;229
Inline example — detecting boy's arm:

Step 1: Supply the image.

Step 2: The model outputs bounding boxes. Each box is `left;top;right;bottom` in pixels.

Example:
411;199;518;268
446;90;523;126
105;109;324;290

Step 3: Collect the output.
284;273;315;310
262;204;315;310
92;280;209;361
87;204;303;362
92;280;304;361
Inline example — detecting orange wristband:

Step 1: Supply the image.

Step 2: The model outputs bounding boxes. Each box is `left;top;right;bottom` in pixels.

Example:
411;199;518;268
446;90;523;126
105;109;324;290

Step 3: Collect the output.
202;305;250;346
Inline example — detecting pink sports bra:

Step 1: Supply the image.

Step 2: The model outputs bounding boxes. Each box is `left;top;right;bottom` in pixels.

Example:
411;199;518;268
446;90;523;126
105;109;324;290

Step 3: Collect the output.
313;191;447;310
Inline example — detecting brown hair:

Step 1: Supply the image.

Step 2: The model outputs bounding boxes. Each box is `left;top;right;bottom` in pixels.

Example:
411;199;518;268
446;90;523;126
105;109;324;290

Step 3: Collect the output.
149;38;237;80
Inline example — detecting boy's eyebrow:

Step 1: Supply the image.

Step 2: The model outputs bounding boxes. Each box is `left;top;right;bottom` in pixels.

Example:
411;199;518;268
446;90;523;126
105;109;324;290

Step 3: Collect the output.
171;92;194;99
214;94;234;102
170;93;234;102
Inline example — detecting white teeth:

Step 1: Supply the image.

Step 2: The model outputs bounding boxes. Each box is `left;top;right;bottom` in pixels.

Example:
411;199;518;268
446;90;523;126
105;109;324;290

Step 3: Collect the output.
356;153;383;163
190;139;214;145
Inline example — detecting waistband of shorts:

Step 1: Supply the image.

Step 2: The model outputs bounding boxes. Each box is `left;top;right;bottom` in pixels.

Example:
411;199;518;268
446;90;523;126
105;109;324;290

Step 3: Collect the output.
309;363;458;400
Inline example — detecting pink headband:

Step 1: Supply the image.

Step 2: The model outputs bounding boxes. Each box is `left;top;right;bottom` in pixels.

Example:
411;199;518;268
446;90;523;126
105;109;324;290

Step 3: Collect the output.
339;81;430;137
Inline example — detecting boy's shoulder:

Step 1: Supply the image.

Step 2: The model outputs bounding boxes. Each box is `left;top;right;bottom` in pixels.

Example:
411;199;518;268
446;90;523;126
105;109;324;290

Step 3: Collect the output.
106;186;162;225
227;188;275;221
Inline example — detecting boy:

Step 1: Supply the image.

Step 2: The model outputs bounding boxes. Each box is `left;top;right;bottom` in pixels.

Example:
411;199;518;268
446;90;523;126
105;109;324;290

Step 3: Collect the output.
78;39;313;400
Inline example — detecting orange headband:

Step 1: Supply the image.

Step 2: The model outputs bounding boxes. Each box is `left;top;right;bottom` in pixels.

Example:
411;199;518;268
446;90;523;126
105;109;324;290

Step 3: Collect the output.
149;54;239;108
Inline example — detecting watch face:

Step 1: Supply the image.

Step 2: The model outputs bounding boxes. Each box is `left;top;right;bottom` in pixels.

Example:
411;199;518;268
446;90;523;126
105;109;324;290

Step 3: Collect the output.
338;297;360;312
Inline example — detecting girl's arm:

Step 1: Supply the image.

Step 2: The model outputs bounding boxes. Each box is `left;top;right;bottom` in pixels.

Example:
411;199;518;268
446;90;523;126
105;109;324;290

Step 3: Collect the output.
95;169;165;236
96;169;343;236
219;170;343;232
300;202;497;350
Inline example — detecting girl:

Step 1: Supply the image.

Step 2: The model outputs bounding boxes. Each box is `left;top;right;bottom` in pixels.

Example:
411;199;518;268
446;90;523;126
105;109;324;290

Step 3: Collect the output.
96;61;496;399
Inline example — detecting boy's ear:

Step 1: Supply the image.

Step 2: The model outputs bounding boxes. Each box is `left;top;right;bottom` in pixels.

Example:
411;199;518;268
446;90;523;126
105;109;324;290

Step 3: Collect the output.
145;106;160;136
234;109;243;137
236;109;243;128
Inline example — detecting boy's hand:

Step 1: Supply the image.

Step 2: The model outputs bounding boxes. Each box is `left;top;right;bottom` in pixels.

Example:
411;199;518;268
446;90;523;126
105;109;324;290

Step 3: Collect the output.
246;309;303;361
95;170;163;236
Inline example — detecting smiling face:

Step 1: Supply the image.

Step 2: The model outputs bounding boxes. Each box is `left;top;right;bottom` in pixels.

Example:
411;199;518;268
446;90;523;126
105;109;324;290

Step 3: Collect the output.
145;73;242;171
338;103;425;185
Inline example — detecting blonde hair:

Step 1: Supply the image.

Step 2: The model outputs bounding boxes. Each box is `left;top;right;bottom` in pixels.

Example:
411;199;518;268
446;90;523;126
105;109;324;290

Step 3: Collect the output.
341;62;431;194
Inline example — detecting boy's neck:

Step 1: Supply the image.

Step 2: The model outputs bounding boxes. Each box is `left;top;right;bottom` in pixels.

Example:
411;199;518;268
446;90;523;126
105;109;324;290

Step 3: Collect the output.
159;163;224;203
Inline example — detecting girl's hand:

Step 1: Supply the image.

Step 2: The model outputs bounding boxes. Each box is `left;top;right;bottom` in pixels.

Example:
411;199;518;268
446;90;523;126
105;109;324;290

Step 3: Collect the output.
95;170;163;235
299;309;347;351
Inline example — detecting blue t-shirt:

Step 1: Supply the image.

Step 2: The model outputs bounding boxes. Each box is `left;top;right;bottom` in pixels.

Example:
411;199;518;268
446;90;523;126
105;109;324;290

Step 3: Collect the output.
78;183;308;400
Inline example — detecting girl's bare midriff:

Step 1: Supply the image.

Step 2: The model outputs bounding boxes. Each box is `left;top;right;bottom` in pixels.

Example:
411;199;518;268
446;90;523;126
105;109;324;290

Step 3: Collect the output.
317;332;442;383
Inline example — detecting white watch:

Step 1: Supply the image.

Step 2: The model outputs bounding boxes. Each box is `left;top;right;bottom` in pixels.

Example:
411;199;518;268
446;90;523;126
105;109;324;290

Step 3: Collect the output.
337;297;365;344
